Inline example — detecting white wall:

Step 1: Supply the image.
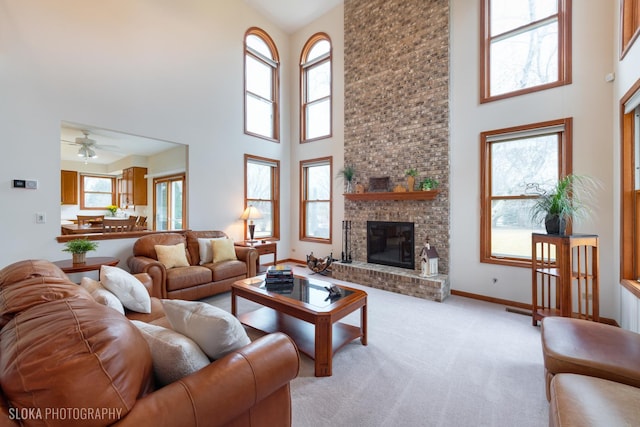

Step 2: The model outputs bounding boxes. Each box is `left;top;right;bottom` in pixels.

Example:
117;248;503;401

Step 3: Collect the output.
288;4;345;263
0;0;291;267
450;1;618;318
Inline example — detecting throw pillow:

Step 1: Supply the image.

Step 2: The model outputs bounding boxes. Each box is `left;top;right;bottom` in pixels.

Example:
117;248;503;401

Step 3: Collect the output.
211;238;237;263
155;243;190;269
79;276;102;293
100;265;151;313
161;299;250;360
80;277;125;315
131;320;210;386
197;237;225;265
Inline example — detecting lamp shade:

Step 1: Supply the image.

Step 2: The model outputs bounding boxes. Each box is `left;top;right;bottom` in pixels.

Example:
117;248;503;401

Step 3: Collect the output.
240;206;262;221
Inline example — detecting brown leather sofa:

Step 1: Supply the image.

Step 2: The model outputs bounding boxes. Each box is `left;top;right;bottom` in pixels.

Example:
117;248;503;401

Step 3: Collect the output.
128;231;258;300
0;259;299;427
541;317;640;426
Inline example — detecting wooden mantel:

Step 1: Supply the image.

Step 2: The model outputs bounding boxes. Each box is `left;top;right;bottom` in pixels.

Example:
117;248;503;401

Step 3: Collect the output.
344;190;439;201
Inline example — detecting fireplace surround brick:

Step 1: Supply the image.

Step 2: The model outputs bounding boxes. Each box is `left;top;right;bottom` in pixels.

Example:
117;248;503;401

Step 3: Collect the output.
342;0;450;300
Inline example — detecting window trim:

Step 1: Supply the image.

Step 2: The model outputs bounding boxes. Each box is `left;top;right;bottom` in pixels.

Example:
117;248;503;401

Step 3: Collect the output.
244;27;280;142
244;154;280;240
480;118;573;268
300;32;332;143
620;78;640;281
300;156;333;243
621;0;640;59
480;0;572;103
79;174;116;210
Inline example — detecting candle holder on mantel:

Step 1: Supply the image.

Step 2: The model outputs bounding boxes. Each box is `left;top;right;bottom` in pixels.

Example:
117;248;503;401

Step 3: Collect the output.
341;220;352;263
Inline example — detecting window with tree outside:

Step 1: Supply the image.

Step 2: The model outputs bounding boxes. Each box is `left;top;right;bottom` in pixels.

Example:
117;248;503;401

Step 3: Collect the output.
481;119;572;267
80;175;115;209
245;155;279;239
301;158;332;242
244;28;279;141
481;0;571;102
301;34;332;142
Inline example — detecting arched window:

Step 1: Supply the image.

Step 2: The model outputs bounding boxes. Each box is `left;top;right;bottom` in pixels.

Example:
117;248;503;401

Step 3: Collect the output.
244;27;279;141
300;33;332;142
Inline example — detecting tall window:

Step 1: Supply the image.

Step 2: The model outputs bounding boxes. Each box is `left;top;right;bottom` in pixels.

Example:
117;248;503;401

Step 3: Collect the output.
480;118;572;267
621;79;640;282
245;154;280;239
154;174;185;231
480;0;571;103
80;174;115;209
300;157;332;242
300;33;332;142
622;0;640;58
244;27;279;141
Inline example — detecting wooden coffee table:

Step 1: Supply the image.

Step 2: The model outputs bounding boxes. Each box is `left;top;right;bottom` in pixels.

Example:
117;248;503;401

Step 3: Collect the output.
232;275;367;377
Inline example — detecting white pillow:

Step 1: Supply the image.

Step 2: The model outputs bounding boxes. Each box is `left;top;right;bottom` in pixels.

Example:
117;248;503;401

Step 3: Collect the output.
131;320;210;386
198;237;225;265
100;265;151;313
80;277;125;315
162;299;250;360
92;288;126;315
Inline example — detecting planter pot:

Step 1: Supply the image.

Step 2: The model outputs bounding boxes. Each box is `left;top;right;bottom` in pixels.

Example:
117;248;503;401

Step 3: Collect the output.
72;252;86;264
545;214;567;235
407;176;415;191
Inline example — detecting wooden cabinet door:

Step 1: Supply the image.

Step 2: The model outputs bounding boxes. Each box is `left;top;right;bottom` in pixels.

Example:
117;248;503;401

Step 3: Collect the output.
60;170;78;205
131;167;148;205
121;167;147;207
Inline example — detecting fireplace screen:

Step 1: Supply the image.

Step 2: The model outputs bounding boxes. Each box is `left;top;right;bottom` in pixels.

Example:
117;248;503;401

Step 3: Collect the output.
367;221;414;269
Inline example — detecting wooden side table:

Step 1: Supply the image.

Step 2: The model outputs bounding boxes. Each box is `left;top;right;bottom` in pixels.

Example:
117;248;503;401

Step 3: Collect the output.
235;241;277;273
531;233;599;326
52;256;120;278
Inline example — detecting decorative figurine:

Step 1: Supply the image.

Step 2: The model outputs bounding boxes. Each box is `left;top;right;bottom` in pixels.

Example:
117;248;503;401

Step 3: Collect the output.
420;239;439;277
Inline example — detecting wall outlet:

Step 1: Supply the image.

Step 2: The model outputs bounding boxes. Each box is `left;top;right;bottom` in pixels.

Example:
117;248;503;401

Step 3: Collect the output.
35;212;46;224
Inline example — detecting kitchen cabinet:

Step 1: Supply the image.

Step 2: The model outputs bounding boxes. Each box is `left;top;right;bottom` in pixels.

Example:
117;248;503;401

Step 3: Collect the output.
60;170;78;205
121;167;147;207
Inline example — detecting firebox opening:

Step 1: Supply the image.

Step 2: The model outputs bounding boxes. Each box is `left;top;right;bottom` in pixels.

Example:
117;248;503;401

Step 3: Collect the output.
367;221;414;270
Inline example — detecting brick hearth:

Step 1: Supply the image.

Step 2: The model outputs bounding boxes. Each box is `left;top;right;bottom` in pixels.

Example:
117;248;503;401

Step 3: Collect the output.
332;261;450;302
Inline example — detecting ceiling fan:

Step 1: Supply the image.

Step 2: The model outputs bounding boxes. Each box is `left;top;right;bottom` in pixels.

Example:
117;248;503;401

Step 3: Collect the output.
62;130;119;162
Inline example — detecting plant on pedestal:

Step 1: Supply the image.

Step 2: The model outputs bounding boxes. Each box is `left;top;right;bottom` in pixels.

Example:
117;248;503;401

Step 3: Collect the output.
529;174;599;235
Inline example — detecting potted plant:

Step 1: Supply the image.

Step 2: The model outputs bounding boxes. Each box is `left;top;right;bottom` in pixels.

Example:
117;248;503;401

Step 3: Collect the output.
107;205;118;216
337;165;356;193
405;168;418;191
530;174;598;235
63;238;98;264
419;177;439;190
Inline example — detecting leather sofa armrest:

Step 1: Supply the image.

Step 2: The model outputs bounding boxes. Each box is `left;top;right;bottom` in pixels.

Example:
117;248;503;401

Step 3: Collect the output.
127;256;167;299
235;246;258;278
113;332;299;427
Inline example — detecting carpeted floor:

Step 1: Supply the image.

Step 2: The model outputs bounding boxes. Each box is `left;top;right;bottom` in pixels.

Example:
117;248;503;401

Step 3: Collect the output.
204;265;548;427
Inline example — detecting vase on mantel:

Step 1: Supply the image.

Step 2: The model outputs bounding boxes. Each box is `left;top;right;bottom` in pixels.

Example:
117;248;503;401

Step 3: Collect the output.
407;176;415;191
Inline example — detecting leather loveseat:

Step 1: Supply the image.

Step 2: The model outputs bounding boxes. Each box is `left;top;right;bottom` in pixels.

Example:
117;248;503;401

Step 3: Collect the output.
128;231;258;300
0;259;299;427
541;317;640;426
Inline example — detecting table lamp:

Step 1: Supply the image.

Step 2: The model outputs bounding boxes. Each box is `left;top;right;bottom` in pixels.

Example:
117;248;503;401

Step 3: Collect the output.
240;205;262;243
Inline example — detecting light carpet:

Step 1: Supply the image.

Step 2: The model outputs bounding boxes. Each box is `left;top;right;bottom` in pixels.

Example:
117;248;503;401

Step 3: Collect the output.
203;265;548;427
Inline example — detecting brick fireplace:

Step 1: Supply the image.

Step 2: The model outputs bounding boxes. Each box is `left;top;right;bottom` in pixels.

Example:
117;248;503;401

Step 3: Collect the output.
333;0;450;302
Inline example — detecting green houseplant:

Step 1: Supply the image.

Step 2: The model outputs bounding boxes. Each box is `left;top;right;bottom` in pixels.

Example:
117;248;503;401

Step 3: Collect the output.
63;238;98;264
337;165;356;193
530;174;598;235
419;177;439;190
